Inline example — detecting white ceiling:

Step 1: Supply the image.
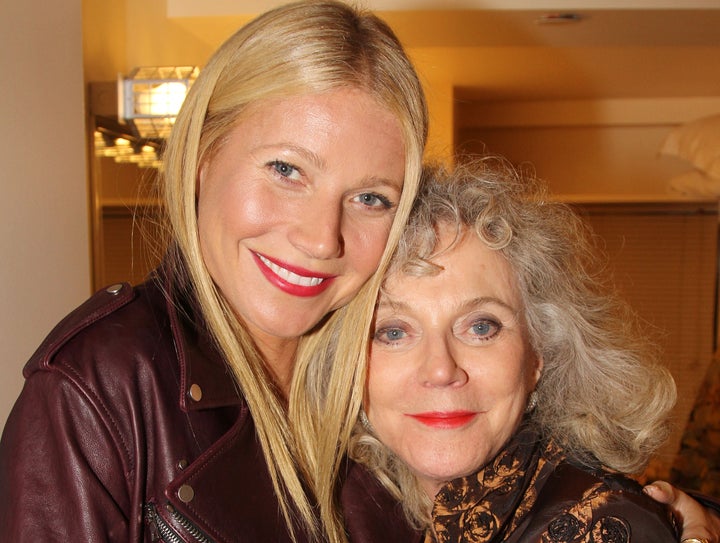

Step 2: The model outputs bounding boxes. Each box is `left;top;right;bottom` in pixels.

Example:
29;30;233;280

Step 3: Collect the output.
166;0;720;101
168;0;720;16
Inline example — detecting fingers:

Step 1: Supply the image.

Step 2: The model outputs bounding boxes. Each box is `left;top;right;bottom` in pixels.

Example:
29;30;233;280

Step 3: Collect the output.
643;481;719;542
643;480;679;506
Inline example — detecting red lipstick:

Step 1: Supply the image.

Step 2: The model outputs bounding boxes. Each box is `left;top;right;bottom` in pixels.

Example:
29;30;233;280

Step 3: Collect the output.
253;252;336;297
407;411;477;429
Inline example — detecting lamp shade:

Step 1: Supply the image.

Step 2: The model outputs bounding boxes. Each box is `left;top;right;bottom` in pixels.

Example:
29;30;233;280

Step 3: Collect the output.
118;66;199;139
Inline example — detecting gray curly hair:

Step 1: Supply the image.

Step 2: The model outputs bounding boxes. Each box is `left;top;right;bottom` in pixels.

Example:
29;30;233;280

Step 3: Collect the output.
350;156;677;528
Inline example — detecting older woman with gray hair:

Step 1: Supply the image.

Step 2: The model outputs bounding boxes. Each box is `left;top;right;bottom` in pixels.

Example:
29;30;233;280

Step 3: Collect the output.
352;157;710;542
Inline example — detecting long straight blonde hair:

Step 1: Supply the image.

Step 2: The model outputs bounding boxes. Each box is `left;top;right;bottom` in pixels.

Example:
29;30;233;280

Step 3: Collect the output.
159;2;428;541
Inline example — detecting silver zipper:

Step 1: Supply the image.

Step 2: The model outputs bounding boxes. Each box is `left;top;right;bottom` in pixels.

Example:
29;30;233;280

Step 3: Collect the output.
146;502;215;543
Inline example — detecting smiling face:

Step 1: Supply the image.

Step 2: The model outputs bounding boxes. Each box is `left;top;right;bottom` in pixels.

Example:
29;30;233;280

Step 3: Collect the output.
197;88;406;359
367;226;543;497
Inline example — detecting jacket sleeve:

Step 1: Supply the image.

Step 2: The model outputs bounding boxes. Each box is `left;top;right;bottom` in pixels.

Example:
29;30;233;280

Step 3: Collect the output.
0;366;136;541
517;485;680;543
579;488;680;542
518;463;680;543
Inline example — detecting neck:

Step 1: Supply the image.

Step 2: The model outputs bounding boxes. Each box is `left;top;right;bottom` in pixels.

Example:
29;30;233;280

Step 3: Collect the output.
422;478;445;500
255;337;298;397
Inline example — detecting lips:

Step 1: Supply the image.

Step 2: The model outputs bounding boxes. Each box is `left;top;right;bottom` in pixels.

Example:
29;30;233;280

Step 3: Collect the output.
253;252;336;297
407;411;477;429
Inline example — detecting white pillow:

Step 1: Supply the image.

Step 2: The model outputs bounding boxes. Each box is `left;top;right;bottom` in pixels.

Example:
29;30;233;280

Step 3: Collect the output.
661;114;720;179
667;169;720;198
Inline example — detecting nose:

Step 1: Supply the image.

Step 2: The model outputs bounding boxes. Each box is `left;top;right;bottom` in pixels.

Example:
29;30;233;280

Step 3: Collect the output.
420;338;468;388
287;200;344;259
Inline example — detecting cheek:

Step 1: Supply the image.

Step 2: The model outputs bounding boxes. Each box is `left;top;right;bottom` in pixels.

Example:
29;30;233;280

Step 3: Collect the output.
495;383;533;434
366;364;419;460
366;363;388;408
199;178;282;241
345;220;393;273
482;351;534;414
366;362;403;422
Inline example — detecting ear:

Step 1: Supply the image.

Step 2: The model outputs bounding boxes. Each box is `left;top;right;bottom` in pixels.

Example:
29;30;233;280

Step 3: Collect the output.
531;354;544;387
196;161;206;197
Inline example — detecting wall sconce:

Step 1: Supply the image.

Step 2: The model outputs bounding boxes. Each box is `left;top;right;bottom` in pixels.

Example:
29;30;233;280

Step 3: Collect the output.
118;66;199;140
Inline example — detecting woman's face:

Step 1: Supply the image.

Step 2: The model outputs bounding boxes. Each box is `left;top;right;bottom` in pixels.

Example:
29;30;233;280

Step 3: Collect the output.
367;227;542;497
197;88;406;353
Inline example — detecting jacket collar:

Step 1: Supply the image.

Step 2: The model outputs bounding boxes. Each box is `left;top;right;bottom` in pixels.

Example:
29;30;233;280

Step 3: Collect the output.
159;271;243;411
156;271;422;543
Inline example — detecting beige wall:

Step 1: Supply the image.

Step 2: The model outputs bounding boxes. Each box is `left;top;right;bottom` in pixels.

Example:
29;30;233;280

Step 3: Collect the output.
0;0;90;431
456;97;720;197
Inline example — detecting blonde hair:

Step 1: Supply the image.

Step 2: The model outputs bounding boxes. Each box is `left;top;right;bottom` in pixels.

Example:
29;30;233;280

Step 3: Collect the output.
351;157;677;528
158;2;428;541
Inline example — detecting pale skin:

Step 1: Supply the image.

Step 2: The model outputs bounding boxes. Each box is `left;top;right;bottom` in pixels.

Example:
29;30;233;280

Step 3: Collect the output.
368;227;540;496
368;224;719;540
196;87;406;393
645;482;720;542
193;87;718;538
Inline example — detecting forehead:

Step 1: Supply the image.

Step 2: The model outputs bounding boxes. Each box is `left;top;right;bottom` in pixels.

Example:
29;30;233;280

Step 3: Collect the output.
241;88;405;156
381;228;521;309
237;87;402;133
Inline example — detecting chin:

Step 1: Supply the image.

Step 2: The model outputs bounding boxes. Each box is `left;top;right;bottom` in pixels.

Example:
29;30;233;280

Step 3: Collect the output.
417;460;478;485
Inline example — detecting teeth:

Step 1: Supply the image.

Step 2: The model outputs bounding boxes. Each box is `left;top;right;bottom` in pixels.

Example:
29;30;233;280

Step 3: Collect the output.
258;254;324;287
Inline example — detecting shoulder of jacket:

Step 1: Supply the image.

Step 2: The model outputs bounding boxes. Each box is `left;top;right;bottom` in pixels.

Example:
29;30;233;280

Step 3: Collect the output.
543;461;646;499
532;461;679;540
555;462;646;494
23;282;140;377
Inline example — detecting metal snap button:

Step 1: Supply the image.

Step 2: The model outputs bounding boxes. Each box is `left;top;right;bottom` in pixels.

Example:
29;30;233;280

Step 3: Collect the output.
177;484;195;503
188;383;203;402
106;284;123;295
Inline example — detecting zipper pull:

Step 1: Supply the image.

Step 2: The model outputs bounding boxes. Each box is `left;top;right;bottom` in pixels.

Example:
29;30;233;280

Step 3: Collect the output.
144;503;162;541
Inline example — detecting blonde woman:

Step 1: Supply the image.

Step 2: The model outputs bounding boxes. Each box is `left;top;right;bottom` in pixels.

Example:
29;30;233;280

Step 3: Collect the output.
0;2;426;542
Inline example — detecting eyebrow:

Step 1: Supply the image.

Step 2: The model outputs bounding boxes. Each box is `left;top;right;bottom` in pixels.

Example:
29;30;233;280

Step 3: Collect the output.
462;296;518;314
376;295;519;316
375;297;411;314
255;142;326;170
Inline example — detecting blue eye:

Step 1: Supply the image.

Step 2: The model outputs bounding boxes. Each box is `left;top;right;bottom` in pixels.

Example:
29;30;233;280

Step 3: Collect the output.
374;326;406;345
470;319;500;340
355;192;393;209
268;160;300;180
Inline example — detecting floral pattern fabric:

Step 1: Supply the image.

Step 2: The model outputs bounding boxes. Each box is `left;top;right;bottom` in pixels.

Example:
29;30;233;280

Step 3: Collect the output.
427;424;678;543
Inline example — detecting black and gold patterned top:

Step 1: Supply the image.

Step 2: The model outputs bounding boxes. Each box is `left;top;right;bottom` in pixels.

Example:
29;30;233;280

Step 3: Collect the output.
428;425;679;543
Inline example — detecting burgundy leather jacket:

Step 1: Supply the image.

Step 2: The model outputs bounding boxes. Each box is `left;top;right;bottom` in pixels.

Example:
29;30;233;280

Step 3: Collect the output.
0;276;421;542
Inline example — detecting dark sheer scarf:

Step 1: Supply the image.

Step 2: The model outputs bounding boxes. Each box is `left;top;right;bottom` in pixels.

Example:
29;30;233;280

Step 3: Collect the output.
430;424;564;543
